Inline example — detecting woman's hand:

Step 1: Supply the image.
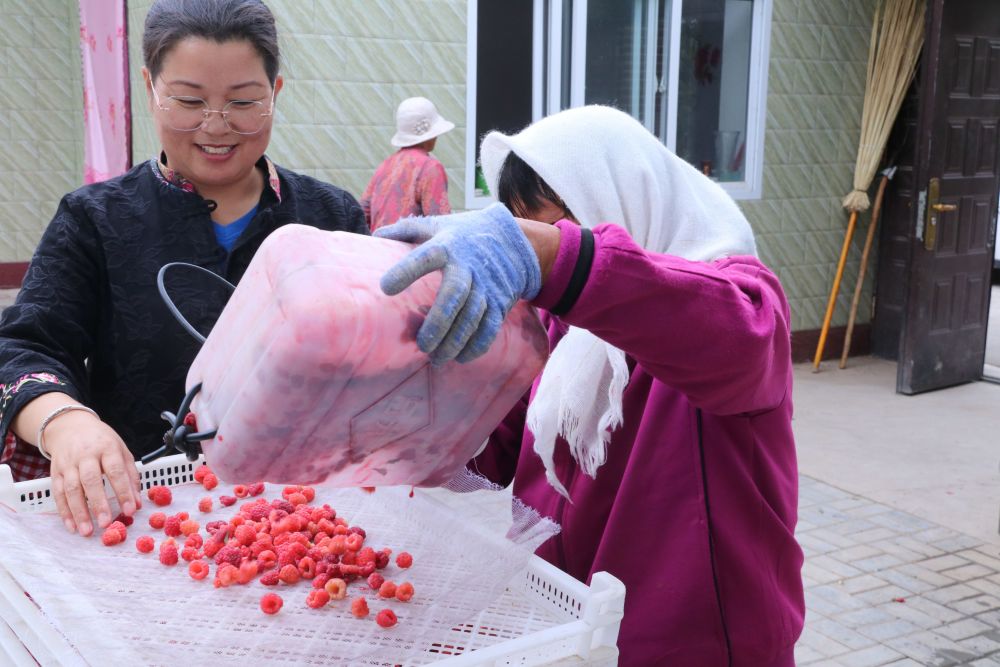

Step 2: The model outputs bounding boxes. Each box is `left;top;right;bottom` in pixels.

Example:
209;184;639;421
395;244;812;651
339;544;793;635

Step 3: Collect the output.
43;411;142;536
374;204;544;364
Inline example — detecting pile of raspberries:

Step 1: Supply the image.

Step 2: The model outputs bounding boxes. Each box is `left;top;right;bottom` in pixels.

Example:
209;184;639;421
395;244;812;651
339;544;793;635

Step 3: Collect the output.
103;466;414;627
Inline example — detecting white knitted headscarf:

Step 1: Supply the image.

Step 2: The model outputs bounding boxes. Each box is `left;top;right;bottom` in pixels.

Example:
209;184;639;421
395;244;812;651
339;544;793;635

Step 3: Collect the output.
481;106;757;498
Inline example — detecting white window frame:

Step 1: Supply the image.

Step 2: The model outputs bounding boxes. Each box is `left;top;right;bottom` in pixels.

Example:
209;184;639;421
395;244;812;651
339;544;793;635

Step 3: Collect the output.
465;0;772;208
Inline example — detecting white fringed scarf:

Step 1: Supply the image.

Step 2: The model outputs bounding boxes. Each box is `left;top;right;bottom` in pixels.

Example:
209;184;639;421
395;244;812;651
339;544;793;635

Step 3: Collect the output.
480;106;758;498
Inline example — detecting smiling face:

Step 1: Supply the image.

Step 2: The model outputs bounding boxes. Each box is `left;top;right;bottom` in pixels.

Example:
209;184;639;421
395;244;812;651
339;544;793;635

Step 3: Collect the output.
143;37;282;194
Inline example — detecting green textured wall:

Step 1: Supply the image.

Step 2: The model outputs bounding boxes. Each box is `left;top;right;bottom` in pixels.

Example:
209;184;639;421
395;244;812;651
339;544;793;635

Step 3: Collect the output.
743;0;878;331
127;0;467;210
0;0;84;263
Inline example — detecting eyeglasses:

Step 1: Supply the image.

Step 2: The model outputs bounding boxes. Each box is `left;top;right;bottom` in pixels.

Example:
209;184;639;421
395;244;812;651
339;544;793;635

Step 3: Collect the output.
150;84;275;135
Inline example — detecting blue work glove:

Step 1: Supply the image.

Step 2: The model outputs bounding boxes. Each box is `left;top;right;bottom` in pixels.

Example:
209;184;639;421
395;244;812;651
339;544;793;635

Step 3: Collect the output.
375;203;542;364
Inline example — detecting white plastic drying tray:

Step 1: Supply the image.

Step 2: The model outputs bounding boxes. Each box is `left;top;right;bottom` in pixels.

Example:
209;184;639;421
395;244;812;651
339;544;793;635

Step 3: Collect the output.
0;454;624;666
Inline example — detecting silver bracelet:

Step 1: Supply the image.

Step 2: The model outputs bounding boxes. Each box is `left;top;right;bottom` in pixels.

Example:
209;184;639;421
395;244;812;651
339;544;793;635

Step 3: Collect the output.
35;404;99;460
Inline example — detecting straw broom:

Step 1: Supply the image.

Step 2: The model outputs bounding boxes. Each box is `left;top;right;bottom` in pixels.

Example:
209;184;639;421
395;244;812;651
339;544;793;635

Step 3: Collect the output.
812;0;925;371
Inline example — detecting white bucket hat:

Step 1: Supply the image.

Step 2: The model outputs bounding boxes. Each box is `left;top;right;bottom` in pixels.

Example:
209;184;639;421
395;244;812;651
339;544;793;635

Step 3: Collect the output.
391;97;455;147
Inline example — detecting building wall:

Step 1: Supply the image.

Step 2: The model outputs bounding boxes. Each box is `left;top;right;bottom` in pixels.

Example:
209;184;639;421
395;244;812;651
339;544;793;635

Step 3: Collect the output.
0;0;84;263
127;0;468;210
743;0;878;331
1;0;873;334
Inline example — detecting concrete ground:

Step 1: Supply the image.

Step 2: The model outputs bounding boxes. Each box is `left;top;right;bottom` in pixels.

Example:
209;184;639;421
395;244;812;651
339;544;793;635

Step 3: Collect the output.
795;357;999;547
794;358;1000;665
986;285;1000;379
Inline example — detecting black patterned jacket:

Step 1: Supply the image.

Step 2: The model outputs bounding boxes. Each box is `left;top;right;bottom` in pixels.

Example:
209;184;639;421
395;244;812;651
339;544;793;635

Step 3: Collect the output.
0;157;368;461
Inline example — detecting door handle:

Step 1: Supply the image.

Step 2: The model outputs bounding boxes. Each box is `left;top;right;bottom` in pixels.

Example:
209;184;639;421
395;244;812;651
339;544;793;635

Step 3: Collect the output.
924;177;956;251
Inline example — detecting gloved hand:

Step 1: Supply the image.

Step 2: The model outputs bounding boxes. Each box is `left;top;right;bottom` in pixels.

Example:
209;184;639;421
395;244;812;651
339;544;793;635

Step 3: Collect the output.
375;203;542;364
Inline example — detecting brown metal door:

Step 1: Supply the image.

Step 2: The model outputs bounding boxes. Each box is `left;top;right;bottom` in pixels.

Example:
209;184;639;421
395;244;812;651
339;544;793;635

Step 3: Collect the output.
897;0;1000;394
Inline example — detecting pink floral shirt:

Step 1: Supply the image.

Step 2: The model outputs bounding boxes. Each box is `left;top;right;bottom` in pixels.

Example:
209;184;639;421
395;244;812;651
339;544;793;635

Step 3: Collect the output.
360;148;450;231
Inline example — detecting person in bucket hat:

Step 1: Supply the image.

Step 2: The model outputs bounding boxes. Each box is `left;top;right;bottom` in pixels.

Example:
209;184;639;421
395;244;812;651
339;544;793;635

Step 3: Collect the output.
361;97;455;231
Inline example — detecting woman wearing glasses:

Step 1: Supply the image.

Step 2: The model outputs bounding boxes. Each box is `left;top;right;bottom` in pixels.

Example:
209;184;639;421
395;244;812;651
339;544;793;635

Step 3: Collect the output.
0;0;367;537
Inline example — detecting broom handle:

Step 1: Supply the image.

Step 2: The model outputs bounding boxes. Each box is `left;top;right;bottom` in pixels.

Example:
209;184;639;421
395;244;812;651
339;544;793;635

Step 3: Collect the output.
813;210;858;371
839;174;890;369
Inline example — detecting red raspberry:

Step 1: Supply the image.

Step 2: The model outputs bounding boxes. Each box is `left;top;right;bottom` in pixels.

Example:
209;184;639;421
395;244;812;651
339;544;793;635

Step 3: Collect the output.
316;519;336;537
135;535;155;553
188;560;209;580
237;560;259;585
147;486;172;507
360;562;376;577
348;526;366;539
260;570;280;586
177;511;189;520
367;573;384;590
325;577;348;600
357;547;376;567
108;520;128;541
213;546;241;567
148;512;167;529
184;533;204;549
257;549;277;570
278;564;300;584
205;520;227;536
180;519;200;536
219;495;237;507
233;484;249;498
202;474;219;491
216;564;239;587
376;608;397;628
395;582;414;602
305;589;330;609
350;596;369;618
345;534;363;552
298;557;317;579
163;515;182;538
203;540;222;558
287;492;307;506
233;524;256;547
198;497;213;513
300;486;316;502
159;542;179;566
312;573;331;589
281;485;301;500
112;512;134;527
271;500;295;515
242;503;270;523
101;526;123;546
378;581;397;599
395;552;413;569
181;547;200;562
193;465;211;483
260;593;283;615
248;482;265;497
375;550;390;570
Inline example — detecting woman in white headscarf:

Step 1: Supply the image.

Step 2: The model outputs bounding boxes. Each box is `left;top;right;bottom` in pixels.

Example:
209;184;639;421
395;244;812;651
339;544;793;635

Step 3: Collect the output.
376;106;803;667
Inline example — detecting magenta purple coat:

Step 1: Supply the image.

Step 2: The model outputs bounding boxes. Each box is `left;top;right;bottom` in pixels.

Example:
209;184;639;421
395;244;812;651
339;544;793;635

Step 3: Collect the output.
473;220;805;666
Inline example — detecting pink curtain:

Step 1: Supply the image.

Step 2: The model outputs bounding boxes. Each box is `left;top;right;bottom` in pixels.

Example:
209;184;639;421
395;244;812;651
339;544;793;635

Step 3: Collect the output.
78;0;131;184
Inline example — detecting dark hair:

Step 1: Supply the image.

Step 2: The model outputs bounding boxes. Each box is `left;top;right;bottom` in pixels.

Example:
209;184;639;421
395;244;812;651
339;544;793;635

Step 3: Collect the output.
496;151;572;220
143;0;280;85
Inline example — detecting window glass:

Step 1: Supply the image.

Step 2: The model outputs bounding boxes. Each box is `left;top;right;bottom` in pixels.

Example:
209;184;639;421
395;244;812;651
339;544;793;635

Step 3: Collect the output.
676;0;753;182
475;0;534;196
584;0;652;121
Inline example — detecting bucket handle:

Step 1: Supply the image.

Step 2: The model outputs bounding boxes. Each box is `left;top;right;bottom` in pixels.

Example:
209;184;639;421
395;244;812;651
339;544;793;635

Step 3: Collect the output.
144;263;236;463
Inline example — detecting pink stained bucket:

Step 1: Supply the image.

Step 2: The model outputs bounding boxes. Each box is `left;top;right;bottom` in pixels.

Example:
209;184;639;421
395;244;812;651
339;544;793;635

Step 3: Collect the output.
186;225;549;487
